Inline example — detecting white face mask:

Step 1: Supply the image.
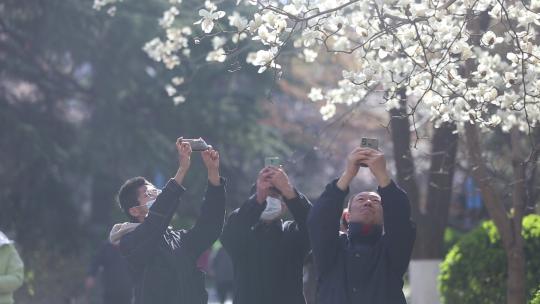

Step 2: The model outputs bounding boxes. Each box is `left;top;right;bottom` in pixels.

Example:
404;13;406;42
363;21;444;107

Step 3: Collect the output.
145;199;156;209
143;188;161;210
260;196;283;221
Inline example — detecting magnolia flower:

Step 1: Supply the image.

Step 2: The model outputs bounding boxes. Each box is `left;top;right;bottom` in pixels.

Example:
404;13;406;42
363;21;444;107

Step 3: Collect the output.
450;40;475;60
93;0;120;11
195;7;225;33
283;0;307;15
303;49;318;62
171;77;184;86
206;48;227;62
320;103;336;121
107;6;116;16
165;84;177;97
301;28;321;47
173;95;186;105
506;53;519;66
481;31;503;48
228;12;248;32
159;6;179;29
504;72;517;88
308;88;324;101
487;114;502;126
483;87;498;102
517;11;540;28
211;36;227;50
245;52;257;65
163;55;180;69
250;48;280;73
143;38;165;62
248;13;263;33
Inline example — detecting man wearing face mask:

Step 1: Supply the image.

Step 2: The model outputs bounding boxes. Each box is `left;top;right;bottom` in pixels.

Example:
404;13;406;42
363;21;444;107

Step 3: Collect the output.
109;138;226;304
308;147;416;304
221;166;312;304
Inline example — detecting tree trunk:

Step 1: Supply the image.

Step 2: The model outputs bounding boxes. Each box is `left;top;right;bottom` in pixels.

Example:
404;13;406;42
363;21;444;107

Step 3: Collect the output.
506;240;526;304
506;128;527;304
423;123;458;258
389;91;457;259
465;123;527;304
389;91;420;220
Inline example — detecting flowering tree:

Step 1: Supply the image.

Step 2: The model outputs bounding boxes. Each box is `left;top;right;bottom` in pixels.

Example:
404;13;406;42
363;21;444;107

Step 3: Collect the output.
94;0;540;302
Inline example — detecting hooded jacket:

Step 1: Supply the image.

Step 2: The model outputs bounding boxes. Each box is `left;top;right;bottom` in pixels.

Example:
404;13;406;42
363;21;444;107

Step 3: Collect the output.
307;180;415;304
0;232;24;304
111;178;226;304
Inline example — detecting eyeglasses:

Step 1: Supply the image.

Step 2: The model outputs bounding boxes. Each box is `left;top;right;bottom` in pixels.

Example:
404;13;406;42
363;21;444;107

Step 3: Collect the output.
143;188;161;198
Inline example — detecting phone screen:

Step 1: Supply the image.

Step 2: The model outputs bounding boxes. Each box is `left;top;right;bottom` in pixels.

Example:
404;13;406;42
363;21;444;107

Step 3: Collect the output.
265;157;280;167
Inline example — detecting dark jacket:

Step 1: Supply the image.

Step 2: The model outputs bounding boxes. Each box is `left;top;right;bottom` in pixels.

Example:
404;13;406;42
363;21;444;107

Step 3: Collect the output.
119;178;226;304
307;179;415;304
87;241;133;303
221;192;312;304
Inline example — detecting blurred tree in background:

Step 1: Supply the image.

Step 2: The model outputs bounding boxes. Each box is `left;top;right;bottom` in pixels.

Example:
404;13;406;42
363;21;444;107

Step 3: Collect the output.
0;0;288;301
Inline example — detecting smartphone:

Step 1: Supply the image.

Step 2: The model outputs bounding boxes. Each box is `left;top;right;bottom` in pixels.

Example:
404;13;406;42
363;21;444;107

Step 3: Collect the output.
264;156;281;167
360;138;378;150
359;138;378;167
183;138;210;151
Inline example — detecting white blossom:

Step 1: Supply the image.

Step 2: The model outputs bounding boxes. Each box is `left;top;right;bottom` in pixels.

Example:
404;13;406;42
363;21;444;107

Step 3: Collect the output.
251;48;280;73
95;0;540;130
194;5;225;33
206;48;227;62
308;88;324;101
159;6;179;29
481;31;504;48
173;95;186;105
320;103;336;121
165;84;177;97
172;77;184;86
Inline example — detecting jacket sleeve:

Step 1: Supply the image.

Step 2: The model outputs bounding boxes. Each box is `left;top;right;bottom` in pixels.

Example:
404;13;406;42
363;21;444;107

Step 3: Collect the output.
0;245;24;293
181;178;226;261
284;190;312;256
379;180;416;275
220;196;266;258
120;179;186;264
307;179;349;276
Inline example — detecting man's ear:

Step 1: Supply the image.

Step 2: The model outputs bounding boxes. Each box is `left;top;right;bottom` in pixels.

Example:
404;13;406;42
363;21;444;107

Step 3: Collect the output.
344;209;350;223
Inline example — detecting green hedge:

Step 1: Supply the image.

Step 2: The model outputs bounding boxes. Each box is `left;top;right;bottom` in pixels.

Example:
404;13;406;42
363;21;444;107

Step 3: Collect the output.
444;227;465;255
439;215;540;304
531;288;540;304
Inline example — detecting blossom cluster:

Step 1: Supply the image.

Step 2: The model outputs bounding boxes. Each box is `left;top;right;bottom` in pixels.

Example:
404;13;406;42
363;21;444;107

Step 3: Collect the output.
94;0;540;134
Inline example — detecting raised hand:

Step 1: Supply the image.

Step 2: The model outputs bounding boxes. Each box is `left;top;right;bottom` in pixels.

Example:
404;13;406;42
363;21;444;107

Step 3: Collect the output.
268;166;296;200
357;148;391;187
256;167;275;204
202;148;221;186
176;137;192;171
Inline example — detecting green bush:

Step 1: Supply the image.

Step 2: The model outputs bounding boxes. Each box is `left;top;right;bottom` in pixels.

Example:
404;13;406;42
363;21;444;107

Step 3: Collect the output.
443;227;465;255
439;214;540;304
531;288;540;304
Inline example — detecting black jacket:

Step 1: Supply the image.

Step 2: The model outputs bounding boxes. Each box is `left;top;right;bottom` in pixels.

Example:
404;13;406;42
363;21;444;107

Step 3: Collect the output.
119;178;226;304
307;179;415;304
221;192;311;304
